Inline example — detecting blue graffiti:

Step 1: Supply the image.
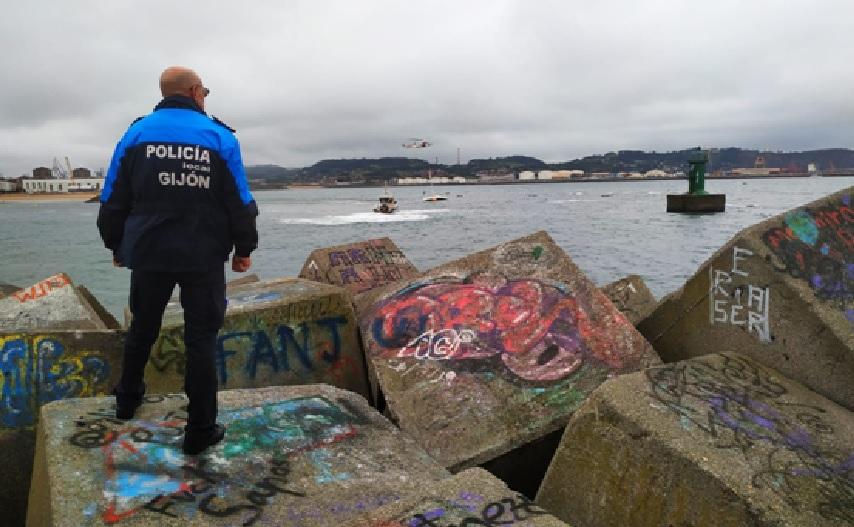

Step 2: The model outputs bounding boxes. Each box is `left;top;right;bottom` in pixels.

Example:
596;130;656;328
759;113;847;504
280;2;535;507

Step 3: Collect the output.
784;211;819;246
0;338;30;427
309;449;351;484
0;336;110;428
215;316;348;385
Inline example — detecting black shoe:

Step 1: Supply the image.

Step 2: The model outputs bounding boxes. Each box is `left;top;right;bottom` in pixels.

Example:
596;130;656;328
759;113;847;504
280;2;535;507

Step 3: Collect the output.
113;383;145;420
115;397;142;420
182;424;226;455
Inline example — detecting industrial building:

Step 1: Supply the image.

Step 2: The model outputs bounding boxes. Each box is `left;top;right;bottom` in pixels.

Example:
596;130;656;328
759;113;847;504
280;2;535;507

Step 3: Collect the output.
20;159;105;194
0;179;21;193
21;177;104;193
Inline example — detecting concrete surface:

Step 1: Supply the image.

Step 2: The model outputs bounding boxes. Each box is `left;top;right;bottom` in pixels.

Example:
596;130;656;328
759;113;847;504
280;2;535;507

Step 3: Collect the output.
28;384;449;527
144;278;370;400
638;186;854;409
536;352;854;527
343;468;571;527
300;238;419;295
356;231;660;476
0;330;124;526
75;286;121;330
122;274;261;329
0;274;108;331
601;275;658;325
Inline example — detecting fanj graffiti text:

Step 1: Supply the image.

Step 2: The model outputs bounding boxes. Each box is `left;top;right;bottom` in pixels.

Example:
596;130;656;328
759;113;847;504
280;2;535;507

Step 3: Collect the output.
151;316;348;385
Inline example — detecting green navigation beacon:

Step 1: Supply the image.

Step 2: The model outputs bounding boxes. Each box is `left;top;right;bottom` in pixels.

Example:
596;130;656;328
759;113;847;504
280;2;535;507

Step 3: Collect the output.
687;147;708;195
666;146;725;213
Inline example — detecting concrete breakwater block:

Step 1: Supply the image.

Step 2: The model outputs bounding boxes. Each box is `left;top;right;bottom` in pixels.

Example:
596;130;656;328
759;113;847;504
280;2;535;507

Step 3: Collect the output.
536;353;854;527
0;274;111;331
300;237;419;295
224;273;262;289
76;286;121;330
0;282;21;299
27;385;449;527
638;186;854;410
344;468;571;527
123;274;261;329
1;330;124;526
145;278;371;400
601;274;657;325
355;231;660;481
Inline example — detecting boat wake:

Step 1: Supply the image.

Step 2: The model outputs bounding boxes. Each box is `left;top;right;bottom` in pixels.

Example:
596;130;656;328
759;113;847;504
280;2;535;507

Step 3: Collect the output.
278;209;450;226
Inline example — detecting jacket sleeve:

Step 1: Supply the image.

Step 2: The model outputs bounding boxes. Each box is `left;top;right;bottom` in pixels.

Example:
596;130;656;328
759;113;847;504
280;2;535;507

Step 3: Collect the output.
221;137;259;257
96;134;135;256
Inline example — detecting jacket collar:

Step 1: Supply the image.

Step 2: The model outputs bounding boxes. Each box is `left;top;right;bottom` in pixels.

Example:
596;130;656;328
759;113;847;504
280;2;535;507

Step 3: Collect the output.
153;95;206;115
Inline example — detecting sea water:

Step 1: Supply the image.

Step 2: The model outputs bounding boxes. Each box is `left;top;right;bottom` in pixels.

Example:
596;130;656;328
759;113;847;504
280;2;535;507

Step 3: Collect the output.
1;177;851;318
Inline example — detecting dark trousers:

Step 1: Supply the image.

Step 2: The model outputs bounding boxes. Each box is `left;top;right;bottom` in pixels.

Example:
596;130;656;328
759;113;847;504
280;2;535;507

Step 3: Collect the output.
115;266;226;433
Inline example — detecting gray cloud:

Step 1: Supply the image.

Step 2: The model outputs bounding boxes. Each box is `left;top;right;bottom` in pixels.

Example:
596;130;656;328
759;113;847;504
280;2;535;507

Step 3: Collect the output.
1;0;852;177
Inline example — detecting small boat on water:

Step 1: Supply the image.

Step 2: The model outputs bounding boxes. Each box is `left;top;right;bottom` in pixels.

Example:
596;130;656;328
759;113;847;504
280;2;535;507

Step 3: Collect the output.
373;187;398;214
422;193;448;202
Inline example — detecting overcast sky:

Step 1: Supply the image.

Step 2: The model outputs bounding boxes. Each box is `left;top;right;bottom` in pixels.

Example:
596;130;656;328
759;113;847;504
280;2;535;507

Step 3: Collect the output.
1;0;852;176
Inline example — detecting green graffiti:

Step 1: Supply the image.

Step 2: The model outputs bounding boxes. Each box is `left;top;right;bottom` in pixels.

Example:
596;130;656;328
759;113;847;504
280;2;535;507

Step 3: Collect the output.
524;363;606;409
532;246;544;260
219;397;355;458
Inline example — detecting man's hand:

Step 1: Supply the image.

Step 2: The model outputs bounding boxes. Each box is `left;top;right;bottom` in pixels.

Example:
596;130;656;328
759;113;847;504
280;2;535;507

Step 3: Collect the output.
112;256;124;268
232;255;252;273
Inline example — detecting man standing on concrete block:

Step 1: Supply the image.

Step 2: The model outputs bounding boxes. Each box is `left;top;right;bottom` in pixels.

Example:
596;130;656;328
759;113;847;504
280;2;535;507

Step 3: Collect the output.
97;66;258;455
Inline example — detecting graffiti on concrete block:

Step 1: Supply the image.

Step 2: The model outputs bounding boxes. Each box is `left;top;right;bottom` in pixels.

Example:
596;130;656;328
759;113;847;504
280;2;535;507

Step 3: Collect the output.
492;241;559;275
366;274;637;383
762;194;853;324
647;354;854;522
708;246;772;342
228;291;284;308
324;241;415;293
67;396;365;526
12;273;71;303
151;316;349;386
329;244;410;268
0;334;110;427
374;491;548;527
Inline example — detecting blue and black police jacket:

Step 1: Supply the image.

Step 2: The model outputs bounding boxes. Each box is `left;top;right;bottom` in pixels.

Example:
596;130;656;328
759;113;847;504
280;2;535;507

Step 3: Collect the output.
97;96;259;271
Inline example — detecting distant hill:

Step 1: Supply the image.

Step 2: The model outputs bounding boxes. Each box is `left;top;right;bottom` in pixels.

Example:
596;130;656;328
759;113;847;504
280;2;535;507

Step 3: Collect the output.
552;148;854;173
244;164;300;189
245;147;854;187
307;157;428;174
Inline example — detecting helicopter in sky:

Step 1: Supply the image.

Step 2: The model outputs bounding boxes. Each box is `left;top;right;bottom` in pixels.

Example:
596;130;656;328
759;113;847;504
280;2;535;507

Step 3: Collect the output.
402;138;432;148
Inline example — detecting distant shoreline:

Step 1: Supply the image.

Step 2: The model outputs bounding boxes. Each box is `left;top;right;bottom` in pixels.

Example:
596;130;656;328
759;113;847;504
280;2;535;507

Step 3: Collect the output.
0;191;99;203
254;173;850;191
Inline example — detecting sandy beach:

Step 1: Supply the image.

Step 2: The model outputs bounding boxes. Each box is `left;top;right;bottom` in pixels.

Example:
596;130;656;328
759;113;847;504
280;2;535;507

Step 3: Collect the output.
0;192;99;203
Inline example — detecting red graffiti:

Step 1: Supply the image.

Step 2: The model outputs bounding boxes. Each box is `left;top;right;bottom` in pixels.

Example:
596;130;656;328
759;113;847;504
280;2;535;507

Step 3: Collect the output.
13;273;71;303
762;196;853;309
369;276;630;382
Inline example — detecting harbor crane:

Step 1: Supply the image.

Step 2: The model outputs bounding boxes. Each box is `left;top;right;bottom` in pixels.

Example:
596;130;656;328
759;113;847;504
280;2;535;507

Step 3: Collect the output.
50;156;74;179
51;157;67;179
